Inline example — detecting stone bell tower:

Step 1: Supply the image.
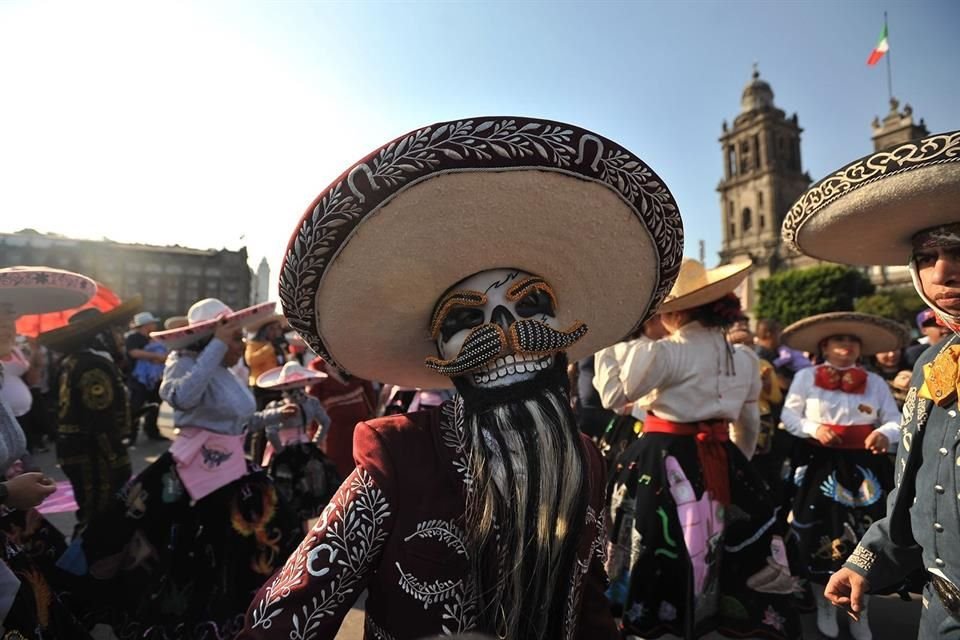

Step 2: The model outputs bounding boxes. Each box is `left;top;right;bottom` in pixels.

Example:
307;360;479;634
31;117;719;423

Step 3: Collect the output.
717;66;814;311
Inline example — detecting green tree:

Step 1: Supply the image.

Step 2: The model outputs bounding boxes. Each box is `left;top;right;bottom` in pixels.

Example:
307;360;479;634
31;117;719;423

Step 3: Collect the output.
854;286;928;327
755;264;875;326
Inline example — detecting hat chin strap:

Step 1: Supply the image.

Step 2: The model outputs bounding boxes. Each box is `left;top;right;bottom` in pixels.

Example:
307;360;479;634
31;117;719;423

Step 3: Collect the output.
910;258;960;330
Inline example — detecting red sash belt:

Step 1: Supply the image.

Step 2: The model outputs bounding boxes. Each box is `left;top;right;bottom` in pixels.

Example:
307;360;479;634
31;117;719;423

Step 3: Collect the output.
644;414;731;505
813;424;876;450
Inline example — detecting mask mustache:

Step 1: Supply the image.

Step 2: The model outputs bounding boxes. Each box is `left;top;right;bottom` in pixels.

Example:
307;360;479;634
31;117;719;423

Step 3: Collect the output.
425;319;588;377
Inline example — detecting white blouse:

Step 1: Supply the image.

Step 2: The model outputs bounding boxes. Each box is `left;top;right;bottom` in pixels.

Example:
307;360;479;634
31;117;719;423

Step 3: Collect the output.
593;321;761;458
780;364;901;443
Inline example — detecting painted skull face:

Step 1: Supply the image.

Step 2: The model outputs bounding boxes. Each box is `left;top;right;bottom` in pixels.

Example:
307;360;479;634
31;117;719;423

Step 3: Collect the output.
426;268;587;388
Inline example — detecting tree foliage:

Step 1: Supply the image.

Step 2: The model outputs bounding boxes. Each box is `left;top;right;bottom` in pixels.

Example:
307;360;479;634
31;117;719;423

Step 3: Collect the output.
854;286;928;328
754;264;875;326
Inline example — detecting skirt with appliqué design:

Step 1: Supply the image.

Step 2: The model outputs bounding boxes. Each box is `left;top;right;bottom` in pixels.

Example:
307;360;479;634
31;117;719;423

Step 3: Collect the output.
605;433;802;640
266;442;341;524
59;452;301;640
0;506;92;639
788;441;893;583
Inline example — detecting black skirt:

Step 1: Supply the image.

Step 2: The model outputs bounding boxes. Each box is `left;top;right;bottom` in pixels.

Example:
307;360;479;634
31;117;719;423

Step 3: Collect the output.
606;432;802;640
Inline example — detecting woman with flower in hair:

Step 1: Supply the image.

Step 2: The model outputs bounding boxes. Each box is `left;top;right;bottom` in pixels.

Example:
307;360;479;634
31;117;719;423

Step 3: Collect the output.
594;258;800;639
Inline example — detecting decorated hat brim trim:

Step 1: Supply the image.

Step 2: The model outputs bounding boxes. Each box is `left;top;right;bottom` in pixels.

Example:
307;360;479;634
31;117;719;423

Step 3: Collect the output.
0;268;97;316
150;302;276;350
783;130;960;266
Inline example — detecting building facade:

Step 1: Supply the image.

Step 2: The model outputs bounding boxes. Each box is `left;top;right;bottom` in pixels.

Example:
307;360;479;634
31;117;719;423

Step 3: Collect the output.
0;229;252;321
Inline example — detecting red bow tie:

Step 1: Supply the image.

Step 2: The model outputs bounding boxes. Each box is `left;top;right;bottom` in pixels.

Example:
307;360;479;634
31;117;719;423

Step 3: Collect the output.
814;365;868;395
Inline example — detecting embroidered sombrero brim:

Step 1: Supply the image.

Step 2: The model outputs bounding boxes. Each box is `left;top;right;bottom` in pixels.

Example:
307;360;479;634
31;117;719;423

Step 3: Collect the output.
256;366;327;390
150;302;276;350
280;116;684;389
783;130;960;266
657;260;752;314
39;296;143;352
781;312;910;356
0;267;97;316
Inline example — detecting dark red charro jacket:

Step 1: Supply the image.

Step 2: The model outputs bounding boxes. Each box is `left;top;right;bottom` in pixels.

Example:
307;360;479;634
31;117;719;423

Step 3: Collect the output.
239;398;617;640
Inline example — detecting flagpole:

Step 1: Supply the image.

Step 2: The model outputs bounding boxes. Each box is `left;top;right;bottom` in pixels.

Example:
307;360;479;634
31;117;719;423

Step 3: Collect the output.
884;11;894;102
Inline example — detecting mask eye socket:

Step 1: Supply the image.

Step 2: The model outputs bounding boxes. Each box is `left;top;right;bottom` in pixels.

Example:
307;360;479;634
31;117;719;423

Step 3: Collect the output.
515;289;555;318
440;307;485;342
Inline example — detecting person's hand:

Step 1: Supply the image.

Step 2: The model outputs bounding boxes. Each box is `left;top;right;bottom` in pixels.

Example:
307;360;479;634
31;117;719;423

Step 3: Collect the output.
815;424;842;446
864;431;890;455
893;370;912;391
213;318;236;344
824;567;870;621
151;352;168;364
3;472;56;510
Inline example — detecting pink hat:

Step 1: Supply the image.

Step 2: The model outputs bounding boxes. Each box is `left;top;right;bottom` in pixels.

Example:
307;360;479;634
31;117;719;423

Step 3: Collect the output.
150;298;276;350
0;266;96;316
256;361;327;390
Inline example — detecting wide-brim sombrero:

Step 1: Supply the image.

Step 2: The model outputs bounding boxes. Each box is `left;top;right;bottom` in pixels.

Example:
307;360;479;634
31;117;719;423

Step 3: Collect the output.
279;116;684;388
657;259;752;314
39;296;143;352
0;267;97;315
781;312;909;356
245;313;287;336
256;362;327;390
150;301;276;350
782;130;960;266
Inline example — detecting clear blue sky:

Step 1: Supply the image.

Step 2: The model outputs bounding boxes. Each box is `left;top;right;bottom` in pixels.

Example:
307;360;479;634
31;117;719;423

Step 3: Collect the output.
1;0;957;295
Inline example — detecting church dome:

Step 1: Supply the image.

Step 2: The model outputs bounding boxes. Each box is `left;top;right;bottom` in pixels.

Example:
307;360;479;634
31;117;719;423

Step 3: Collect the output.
740;67;775;113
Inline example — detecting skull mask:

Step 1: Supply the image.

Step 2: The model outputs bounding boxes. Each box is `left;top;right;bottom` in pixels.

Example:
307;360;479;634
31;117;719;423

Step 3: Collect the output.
426;268;588;388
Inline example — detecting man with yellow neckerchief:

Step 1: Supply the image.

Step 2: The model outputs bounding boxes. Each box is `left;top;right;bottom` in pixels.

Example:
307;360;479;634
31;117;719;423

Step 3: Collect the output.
781;129;960;639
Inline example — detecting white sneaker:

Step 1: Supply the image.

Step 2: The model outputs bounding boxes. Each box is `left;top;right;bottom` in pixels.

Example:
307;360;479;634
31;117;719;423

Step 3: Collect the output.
814;590;839;639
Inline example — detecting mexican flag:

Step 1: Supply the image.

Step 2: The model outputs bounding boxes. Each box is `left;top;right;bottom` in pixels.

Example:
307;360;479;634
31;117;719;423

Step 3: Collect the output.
867;24;889;66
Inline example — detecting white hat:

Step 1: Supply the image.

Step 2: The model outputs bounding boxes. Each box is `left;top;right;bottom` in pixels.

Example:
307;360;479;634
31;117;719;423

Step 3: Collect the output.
131;311;161;328
256;361;327;390
150;298;276;349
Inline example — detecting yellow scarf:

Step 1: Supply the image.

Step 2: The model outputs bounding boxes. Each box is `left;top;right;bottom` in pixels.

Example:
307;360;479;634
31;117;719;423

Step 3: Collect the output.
920;344;960;407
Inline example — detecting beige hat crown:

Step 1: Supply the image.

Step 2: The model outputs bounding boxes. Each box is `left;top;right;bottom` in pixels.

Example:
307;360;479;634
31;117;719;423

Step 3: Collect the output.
657;258;752;314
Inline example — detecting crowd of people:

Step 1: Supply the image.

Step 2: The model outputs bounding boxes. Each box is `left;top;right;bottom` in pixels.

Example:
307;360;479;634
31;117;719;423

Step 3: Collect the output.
0;119;956;640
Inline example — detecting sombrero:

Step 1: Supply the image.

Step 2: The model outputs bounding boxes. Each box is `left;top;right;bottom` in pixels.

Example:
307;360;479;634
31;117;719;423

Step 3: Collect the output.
150;298;276;350
39;296;143;352
279;116;684;388
657;258;752;314
256;361;327;390
782;130;960;266
0;266;96;315
780;312;909;356
244;313;287;337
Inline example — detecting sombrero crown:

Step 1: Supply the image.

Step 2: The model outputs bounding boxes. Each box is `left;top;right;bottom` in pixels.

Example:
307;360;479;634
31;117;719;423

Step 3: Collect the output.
781;312;909;356
280;116;684;388
783;130;960;266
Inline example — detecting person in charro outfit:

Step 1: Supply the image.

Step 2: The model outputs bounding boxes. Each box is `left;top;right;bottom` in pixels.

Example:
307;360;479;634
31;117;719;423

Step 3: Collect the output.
776;130;960;639
237;115;684;640
779;312;907;640
256;361;339;526
0;266;100;639
39;297;141;531
593;258;801;640
61;298;304;640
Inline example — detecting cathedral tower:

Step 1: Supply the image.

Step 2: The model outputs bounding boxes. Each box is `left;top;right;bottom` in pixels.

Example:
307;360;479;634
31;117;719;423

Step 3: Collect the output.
717;67;813;310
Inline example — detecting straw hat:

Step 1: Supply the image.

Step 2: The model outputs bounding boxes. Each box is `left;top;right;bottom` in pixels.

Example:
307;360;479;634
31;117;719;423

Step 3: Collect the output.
657;258;752;314
780;312;909;356
782;130;960;266
256;361;327;390
0;266;97;316
244;313;286;337
149;298;276;350
39;296;143;352
279;116;684;388
131;311;161;328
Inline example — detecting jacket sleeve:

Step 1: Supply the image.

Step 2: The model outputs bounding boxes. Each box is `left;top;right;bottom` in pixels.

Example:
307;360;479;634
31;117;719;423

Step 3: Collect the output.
239;421;396;639
159;339;228;411
780;367;820;438
592;340;638;411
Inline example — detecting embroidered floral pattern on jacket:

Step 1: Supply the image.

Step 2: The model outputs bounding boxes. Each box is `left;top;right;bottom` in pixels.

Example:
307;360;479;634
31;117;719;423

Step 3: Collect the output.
248;468;391;636
440;399;473;491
